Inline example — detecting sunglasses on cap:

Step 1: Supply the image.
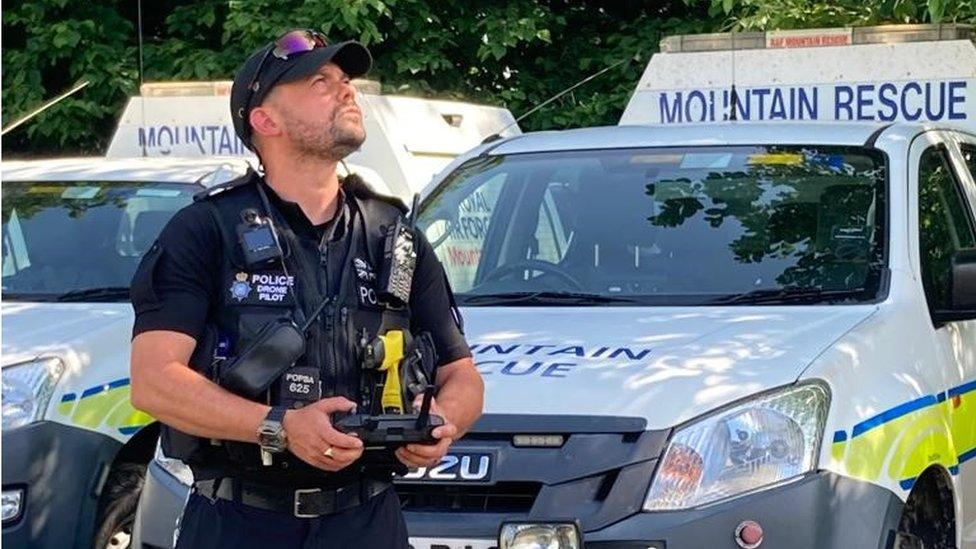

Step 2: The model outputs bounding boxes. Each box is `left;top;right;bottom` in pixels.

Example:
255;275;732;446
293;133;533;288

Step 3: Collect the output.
239;29;329;128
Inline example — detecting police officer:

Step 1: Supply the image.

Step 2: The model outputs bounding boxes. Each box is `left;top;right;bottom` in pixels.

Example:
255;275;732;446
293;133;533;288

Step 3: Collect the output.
129;29;484;549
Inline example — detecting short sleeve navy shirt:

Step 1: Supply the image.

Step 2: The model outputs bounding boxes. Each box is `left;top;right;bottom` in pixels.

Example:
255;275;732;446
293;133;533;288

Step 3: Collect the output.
130;180;471;366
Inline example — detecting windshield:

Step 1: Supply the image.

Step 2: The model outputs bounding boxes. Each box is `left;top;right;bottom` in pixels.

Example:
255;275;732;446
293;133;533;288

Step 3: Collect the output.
418;146;887;306
2;181;196;301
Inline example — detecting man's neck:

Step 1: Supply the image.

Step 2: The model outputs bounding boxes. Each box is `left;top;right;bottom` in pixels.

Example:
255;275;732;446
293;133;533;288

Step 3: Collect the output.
263;156;342;225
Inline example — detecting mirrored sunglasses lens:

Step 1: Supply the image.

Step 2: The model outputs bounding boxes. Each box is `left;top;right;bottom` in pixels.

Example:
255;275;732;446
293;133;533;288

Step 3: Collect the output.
274;30;325;58
275;31;315;57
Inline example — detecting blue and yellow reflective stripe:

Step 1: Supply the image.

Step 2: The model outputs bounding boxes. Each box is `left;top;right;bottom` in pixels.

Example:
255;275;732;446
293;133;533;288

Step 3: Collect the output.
56;377;153;436
948;379;976;399
831;378;976;491
850;394;939;438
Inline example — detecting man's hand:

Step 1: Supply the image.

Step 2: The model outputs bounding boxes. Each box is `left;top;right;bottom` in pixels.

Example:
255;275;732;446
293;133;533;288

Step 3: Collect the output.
283;397;364;472
395;396;458;468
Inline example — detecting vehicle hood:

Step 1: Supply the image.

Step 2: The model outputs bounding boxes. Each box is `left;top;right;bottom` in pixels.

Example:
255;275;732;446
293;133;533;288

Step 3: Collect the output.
464;305;876;429
1;302;132;367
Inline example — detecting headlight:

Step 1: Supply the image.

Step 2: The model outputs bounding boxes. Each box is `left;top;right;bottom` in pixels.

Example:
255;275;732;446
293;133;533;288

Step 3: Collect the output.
499;521;582;549
154;441;194;486
1;358;64;430
1;489;24;524
644;383;828;511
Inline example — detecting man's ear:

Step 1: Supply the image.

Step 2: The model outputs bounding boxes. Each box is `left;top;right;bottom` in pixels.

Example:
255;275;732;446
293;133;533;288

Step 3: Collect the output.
249;105;281;139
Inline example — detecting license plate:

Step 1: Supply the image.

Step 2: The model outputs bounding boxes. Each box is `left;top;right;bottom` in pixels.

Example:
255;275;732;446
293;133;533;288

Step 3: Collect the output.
408;537;497;549
399;452;494;482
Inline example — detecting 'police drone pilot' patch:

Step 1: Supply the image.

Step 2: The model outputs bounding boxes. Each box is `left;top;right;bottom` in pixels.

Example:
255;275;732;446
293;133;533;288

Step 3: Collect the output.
226;271;295;306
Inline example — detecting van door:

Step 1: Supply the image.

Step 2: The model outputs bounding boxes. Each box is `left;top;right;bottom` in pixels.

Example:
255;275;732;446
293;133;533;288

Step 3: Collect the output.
913;131;976;548
944;132;976;548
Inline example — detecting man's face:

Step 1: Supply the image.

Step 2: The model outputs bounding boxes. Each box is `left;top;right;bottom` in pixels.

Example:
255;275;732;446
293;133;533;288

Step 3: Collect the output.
263;61;366;160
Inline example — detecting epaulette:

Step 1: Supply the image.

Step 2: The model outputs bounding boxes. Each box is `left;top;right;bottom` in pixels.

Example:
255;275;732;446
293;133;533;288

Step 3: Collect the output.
193;168;260;202
342;173;409;215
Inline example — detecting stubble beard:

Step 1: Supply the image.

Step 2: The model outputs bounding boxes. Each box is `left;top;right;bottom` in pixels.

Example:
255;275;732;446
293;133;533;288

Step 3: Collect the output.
285;105;365;162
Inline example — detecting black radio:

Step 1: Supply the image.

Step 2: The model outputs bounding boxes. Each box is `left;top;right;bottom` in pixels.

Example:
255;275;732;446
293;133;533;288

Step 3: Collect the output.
377;218;416;307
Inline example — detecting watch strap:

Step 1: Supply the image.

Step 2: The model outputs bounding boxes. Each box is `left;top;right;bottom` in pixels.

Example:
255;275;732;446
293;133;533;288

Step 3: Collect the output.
265;405;287;424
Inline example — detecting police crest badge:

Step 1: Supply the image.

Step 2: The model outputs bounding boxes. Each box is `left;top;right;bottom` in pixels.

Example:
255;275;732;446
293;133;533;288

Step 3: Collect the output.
229;272;252;302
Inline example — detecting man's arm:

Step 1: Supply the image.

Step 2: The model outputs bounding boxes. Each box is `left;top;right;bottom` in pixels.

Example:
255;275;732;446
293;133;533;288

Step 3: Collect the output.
131;330;364;470
431;356;483;438
130;330;269;443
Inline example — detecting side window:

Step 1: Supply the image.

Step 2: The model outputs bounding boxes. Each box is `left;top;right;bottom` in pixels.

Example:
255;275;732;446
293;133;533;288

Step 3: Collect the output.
962;144;976;181
918;147;976;314
2;209;31;277
426;173;506;292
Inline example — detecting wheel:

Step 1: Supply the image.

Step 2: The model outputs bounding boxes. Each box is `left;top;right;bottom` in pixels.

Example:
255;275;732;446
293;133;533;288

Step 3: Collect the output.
93;462;146;549
894;469;955;549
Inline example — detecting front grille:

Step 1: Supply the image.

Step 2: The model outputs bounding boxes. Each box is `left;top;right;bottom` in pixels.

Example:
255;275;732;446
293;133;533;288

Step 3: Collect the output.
396;481;541;513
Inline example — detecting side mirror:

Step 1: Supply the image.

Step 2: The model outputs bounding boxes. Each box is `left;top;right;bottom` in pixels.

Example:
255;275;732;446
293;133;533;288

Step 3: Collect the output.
935;249;976;323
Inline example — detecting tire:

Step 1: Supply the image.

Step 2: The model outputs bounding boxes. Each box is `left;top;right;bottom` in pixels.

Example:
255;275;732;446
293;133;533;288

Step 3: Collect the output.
895;469;955;549
92;462;146;549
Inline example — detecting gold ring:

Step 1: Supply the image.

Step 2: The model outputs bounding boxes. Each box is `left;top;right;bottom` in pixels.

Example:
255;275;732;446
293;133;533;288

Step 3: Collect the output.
323;446;334;458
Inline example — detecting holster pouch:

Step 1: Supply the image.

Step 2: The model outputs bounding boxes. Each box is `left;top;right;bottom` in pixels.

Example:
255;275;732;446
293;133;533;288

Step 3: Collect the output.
401;332;438;413
217;317;306;400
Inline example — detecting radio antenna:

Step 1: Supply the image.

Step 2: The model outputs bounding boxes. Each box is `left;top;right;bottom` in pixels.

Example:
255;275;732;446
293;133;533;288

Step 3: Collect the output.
729;30;739;122
138;0;148;156
483;51;640;143
1;81;89;136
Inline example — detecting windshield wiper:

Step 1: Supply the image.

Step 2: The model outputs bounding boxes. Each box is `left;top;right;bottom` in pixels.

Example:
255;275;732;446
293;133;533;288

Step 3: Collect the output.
463;291;637;306
708;286;870;305
2;292;58;302
56;286;131;302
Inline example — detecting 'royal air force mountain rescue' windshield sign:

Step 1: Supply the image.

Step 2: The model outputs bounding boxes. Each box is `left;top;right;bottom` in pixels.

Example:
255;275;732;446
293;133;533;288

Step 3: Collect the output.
620;39;976;130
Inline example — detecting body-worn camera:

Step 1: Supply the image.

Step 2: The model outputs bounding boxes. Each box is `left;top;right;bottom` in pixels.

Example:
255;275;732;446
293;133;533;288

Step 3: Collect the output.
236;208;282;267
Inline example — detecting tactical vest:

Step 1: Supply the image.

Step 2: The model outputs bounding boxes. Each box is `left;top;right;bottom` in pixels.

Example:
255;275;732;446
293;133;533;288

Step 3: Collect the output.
160;170;412;484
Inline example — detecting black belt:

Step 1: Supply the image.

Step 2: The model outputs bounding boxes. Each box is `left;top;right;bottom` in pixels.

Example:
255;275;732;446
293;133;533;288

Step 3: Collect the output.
193;477;391;518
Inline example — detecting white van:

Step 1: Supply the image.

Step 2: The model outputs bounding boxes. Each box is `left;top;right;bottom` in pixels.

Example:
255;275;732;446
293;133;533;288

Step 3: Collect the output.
0;156;391;549
405;121;976;549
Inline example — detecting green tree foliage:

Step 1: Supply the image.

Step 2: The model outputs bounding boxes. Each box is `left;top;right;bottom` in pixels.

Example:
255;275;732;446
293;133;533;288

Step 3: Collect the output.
0;0;715;156
2;0;138;154
2;0;974;156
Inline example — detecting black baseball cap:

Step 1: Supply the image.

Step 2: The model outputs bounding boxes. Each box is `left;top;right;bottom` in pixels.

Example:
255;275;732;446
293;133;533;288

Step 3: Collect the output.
230;30;372;149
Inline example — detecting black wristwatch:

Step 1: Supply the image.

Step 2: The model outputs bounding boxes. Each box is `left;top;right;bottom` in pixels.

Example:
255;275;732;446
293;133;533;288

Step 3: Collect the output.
257;406;288;453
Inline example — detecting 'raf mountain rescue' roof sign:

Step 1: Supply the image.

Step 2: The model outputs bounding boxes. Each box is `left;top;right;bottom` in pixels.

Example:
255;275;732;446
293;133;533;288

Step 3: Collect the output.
621;24;975;132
